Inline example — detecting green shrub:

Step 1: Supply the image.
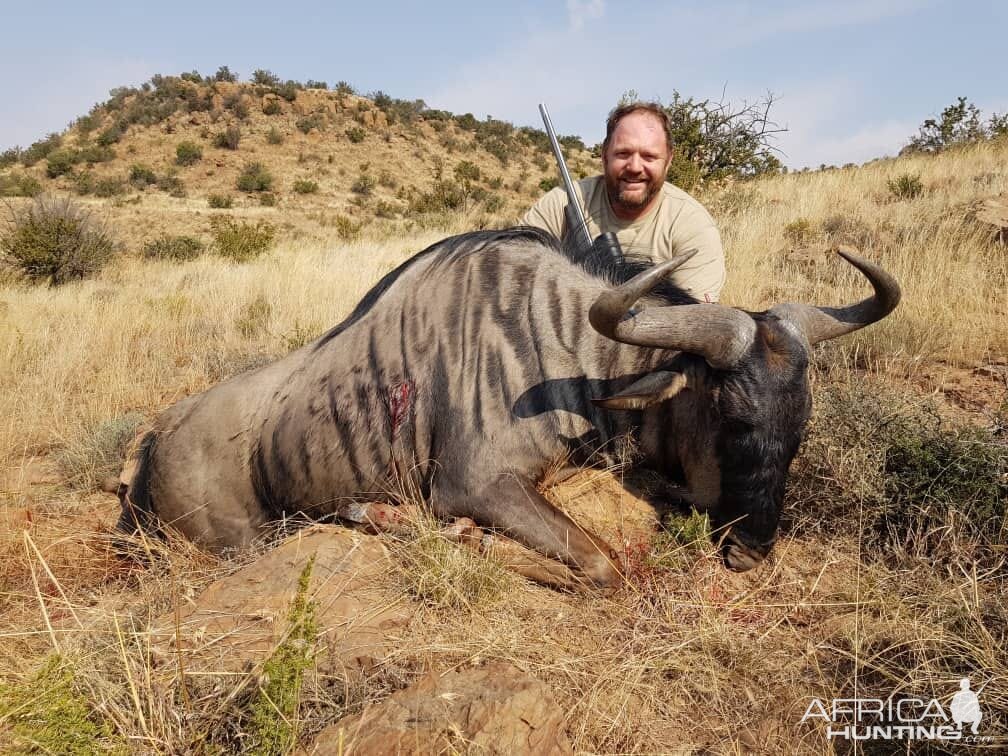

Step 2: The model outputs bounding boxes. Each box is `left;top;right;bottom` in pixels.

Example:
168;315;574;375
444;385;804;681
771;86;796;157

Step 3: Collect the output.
1;195;116;285
887;173;924;200
905;97;993;153
454;160;481;182
266;126;284;145
0;172;42;197
483;193;504;213
331;214;360;241
259;192;277;207
129;163;158;188
211;216;276;261
46;148;79;178
207;193;233;209
791;381;1007;563
482;137;510;165
93;177;126;197
214;65;238;82
72;171;94;195
175;140;203;166
408;180;467;214
783;217;816;245
236;161;274;192
657;90;783;184
142;234;204;261
345;126;366;143
292;179;318;194
156;174;186;197
247;557;318;754
78;144;116;164
252;69;281;87
0;147;21;168
334;80;355;95
58;412;145;489
262;99;282;116
21;133;62;166
96;123;123;147
224;93;249;119
296;114;326;134
272;80;301;102
235;292;272;338
214;124;241;150
538;176;559;192
351;173;375;195
0;655;122;754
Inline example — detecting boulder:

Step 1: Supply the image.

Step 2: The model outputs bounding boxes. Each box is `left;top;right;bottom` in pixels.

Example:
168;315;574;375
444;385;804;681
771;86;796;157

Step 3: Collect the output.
358;109;388;130
149;527;411;675
293;89;334;117
303;663;572;755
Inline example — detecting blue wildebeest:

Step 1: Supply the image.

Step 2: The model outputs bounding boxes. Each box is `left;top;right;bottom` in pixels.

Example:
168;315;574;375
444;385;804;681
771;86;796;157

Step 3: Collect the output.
118;227;899;585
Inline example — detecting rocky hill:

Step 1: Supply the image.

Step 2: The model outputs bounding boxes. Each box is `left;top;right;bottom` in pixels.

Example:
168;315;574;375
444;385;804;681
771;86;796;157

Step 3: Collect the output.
0;72;596;248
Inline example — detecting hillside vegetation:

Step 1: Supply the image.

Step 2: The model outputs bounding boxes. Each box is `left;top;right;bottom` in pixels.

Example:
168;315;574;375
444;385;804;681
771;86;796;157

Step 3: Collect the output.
0;76;1006;753
0;72;592;250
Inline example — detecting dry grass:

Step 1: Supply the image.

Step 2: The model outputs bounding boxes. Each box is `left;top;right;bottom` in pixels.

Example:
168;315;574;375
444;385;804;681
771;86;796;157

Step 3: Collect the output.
715;140;1008;368
1;139;1006;753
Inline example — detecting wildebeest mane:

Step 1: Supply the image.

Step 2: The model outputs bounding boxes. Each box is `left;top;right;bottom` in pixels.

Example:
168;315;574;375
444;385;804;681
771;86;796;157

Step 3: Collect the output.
314;226;695;351
527;224;697;305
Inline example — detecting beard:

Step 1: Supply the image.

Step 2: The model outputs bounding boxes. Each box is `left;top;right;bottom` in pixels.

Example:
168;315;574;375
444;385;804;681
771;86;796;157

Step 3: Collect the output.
605;172;663;211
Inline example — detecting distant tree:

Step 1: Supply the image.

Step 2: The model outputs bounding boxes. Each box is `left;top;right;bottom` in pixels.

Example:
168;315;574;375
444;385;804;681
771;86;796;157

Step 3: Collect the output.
214;66;238;83
252;69;281;87
905;97;985;153
631;90;785;190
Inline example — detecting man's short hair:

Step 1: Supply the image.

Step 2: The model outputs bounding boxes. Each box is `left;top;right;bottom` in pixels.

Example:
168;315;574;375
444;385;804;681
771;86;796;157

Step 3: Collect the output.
603;101;674;156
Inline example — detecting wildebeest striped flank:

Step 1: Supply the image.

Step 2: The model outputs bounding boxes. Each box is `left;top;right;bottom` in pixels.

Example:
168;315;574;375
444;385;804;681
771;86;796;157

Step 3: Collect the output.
118;226;899;584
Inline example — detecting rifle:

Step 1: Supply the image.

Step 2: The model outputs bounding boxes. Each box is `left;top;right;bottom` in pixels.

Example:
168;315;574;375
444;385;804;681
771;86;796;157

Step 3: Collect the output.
538;103;624;266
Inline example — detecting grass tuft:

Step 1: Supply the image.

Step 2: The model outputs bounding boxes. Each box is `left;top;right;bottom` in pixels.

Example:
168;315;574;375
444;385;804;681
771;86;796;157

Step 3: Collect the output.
57;411;146;490
247;556;318;755
0;654;124;754
395;513;515;610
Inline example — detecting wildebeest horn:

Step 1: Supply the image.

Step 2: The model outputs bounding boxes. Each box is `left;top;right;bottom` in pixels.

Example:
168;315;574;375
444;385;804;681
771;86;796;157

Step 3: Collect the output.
770;248;901;345
588;252;757;369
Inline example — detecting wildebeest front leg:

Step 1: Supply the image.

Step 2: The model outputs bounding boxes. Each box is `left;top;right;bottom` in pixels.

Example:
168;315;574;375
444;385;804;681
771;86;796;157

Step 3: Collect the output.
441;476;622;587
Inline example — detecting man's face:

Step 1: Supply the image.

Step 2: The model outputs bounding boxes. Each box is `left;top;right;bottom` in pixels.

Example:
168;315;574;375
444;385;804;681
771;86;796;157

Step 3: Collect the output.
602;111;671;216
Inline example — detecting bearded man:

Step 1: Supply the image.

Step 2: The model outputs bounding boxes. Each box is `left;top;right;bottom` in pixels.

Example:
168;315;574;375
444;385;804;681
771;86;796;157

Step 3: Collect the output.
521;101;725;302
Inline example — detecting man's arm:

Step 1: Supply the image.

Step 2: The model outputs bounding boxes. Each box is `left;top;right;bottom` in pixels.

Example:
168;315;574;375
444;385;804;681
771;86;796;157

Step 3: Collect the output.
669;224;725;304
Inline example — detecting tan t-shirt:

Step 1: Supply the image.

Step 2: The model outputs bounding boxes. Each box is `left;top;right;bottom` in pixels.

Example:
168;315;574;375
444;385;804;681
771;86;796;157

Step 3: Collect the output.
520;176;726;302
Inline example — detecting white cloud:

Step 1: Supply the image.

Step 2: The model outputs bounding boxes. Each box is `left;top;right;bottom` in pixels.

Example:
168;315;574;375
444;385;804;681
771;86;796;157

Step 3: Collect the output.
566;0;605;31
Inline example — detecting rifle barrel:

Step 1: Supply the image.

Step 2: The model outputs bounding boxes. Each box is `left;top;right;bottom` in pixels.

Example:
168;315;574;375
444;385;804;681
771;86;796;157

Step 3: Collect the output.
538;103;592;251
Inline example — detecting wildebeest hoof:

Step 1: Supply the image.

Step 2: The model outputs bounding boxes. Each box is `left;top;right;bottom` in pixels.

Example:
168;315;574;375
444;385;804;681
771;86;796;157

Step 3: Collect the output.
340;502;414;535
577;551;622;589
441;517;484;548
722;541;767;572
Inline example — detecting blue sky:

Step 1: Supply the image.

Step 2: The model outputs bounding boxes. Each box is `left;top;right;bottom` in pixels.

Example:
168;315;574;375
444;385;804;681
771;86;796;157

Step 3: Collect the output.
1;0;1004;169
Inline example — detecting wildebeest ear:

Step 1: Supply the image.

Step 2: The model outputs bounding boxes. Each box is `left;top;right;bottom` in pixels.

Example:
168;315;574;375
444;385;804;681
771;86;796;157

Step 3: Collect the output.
592;371;688;411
